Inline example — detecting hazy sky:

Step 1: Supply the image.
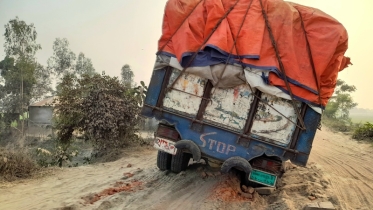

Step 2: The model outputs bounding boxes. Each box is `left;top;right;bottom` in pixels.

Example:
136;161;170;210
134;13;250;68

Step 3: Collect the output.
0;0;372;109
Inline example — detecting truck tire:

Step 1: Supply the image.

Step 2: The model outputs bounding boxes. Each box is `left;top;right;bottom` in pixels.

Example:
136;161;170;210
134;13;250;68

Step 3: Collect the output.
170;150;190;173
157;151;172;171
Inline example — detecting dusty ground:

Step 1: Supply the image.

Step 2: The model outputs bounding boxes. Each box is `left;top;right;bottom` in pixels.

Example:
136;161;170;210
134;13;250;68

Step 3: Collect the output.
1;128;373;210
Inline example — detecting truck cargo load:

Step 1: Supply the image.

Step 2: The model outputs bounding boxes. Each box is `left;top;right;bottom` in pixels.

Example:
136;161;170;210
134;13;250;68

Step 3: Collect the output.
157;0;351;108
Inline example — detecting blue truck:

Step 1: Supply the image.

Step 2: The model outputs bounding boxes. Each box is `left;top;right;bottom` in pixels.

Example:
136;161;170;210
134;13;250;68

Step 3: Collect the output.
140;64;321;188
138;0;350;188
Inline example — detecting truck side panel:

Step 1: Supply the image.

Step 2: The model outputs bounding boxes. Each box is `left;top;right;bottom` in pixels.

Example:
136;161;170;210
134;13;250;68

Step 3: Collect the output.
295;106;320;154
144;69;167;107
142;68;321;166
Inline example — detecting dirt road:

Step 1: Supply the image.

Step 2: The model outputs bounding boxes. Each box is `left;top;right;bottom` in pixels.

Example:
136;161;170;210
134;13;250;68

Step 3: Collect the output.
1;128;372;210
309;128;373;210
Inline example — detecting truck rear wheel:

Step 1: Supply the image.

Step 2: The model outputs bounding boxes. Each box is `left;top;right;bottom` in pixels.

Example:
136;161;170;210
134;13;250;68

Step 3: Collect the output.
170;150;190;173
157;151;172;171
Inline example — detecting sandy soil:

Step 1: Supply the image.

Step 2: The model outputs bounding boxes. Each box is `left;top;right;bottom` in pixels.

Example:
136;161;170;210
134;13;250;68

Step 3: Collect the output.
1;128;373;210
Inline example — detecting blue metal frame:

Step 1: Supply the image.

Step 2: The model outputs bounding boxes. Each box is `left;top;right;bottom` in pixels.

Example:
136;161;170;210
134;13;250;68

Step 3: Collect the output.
141;68;321;166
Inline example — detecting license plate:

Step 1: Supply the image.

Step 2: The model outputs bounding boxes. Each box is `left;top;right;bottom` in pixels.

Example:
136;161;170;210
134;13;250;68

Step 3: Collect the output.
248;169;277;187
154;137;177;155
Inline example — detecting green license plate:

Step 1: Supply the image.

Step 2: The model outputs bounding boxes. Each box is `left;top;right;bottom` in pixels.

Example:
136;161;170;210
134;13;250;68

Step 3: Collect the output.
249;169;277;187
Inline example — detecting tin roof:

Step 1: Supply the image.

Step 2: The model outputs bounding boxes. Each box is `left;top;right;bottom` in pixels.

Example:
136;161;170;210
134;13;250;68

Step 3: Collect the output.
30;97;57;107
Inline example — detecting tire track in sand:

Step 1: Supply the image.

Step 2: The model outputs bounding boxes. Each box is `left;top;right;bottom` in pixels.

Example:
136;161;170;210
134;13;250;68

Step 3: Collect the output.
310;129;373;209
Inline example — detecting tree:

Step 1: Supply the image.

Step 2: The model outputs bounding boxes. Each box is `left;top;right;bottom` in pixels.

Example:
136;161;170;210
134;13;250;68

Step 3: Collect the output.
54;73;141;159
1;17;42;135
0;74;4;99
80;75;140;151
0;57;51;109
120;64;134;88
133;81;148;107
47;38;76;77
31;63;53;103
4;17;41;59
325;79;357;120
75;52;95;77
0;56;38;136
0;57;36;113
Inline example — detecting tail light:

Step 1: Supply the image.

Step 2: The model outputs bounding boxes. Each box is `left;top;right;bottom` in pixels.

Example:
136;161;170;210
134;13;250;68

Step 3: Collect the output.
251;157;282;174
156;124;180;140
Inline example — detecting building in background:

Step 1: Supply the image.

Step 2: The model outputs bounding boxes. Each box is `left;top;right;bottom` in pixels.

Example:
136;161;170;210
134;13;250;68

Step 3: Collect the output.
28;97;55;139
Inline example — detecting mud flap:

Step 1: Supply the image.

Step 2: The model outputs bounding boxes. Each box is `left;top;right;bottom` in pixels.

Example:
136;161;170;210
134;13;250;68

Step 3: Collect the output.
174;140;201;162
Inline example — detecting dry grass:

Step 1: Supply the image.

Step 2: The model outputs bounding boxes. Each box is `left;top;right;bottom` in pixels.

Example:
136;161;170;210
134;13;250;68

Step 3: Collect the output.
0;148;39;181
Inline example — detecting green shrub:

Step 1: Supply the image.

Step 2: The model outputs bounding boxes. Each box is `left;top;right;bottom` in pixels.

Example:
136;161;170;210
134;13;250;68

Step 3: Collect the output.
353;122;373;141
322;116;354;132
35;145;79;167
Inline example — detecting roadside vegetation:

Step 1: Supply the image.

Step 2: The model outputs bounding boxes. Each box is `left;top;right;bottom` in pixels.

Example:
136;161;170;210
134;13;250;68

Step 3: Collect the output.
322;79;373;142
0;17;153;181
352;122;373;141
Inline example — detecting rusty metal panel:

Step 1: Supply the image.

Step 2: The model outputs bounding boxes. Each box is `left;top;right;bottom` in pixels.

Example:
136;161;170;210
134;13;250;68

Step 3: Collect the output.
162;69;207;115
203;84;254;130
250;93;301;145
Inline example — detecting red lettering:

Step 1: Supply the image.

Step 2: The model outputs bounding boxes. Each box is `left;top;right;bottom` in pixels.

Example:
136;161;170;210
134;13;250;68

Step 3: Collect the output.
158;139;168;146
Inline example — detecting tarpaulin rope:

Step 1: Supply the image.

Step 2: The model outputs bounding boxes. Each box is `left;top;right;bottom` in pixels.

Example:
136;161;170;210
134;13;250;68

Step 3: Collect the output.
157;0;204;55
210;0;254;127
210;0;304;130
160;0;307;130
258;0;306;130
168;0;241;89
213;0;254;93
296;9;323;113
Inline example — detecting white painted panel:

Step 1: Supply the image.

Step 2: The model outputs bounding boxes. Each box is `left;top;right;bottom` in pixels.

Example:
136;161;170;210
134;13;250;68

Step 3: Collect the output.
163;69;207;115
203;84;254;130
250;93;301;145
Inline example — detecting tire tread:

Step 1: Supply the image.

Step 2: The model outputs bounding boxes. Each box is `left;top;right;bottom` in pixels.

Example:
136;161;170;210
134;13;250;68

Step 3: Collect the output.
157;151;172;171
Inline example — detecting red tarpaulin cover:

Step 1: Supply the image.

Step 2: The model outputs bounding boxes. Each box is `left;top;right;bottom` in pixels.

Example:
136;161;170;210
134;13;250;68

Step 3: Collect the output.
158;0;351;108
